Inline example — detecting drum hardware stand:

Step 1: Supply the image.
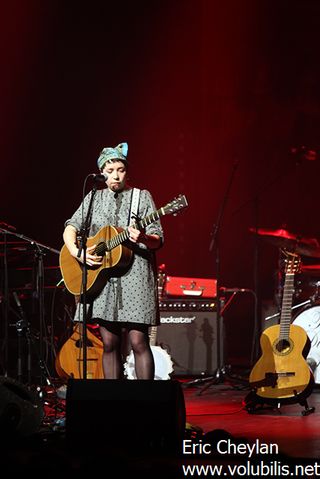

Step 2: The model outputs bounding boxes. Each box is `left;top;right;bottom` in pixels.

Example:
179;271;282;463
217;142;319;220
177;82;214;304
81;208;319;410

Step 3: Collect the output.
12;291;32;384
0;226;13;376
12;290;54;388
33;243;47;387
28;330;53;389
29;241;57;389
0;226;59;388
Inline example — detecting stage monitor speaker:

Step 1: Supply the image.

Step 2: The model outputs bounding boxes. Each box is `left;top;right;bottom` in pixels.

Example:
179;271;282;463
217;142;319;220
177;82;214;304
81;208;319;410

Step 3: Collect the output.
0;376;44;438
66;378;186;454
157;310;220;375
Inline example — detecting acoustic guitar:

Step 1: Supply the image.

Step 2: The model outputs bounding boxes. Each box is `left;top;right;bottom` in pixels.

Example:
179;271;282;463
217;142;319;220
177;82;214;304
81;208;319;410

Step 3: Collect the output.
59;194;188;296
249;251;314;405
55;323;104;379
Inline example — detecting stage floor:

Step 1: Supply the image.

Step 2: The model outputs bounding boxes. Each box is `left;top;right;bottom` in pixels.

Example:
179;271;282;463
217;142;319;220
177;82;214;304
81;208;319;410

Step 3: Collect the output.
1;373;320;476
183;376;320;459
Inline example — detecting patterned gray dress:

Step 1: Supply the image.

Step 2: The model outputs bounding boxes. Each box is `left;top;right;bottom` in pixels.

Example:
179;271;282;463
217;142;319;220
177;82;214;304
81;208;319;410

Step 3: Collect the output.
65;186;164;326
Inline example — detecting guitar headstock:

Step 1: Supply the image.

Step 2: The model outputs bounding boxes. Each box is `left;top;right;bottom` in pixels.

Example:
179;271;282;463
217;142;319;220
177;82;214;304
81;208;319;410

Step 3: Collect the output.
283;250;301;274
163;194;188;216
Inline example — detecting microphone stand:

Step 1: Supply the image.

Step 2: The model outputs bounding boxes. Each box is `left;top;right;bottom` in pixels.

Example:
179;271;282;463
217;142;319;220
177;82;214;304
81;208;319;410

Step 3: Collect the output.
77;179;99;380
0;228;10;376
230;148;305;367
33;242;52;388
188;161;239;394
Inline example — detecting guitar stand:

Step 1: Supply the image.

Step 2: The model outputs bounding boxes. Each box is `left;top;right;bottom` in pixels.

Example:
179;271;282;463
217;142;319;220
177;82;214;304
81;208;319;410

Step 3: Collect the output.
244;389;315;416
300;399;315;416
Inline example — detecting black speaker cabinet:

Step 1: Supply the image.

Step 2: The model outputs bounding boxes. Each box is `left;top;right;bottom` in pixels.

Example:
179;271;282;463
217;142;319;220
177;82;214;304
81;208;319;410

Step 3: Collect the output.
157;310;220;375
66;378;186;454
0;376;44;438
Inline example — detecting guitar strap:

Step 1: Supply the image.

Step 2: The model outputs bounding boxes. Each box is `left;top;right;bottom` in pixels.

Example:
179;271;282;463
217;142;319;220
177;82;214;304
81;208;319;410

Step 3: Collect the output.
128;187;141;226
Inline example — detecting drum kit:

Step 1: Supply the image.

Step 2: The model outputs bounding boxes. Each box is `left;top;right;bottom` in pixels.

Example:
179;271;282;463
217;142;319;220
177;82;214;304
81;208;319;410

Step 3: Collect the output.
251;226;320;383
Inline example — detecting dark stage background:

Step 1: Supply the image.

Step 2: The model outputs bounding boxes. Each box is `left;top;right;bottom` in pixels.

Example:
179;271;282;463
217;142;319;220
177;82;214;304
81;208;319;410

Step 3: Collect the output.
1;0;320;369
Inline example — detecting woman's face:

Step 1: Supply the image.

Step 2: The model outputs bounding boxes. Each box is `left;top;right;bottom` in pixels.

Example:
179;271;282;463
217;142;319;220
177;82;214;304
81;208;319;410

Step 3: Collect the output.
102;160;127;192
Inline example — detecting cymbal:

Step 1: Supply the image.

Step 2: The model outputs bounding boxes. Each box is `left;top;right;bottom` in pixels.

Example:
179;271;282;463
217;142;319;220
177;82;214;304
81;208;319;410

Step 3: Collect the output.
249;227;320;258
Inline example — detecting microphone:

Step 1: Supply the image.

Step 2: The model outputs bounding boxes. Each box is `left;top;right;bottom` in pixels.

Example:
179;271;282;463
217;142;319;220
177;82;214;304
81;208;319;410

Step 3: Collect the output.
220;287;252;293
89;173;108;182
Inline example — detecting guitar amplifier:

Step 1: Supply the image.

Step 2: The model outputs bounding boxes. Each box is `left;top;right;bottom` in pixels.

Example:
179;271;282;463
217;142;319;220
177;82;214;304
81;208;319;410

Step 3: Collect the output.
159;299;216;312
157;301;221;376
164;276;217;299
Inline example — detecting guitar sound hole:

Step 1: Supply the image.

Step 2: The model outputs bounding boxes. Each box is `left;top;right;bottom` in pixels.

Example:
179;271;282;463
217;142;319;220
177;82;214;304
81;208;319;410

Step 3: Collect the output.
275;339;291;354
95;242;106;255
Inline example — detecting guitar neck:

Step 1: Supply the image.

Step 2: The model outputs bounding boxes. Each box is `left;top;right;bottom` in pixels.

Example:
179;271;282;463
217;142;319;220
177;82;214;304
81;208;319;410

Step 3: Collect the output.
103;208;164;252
92;194;187;256
279;272;295;339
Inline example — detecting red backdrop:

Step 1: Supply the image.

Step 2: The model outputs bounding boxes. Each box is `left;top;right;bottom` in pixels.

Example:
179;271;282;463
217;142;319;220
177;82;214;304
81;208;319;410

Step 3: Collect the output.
1;0;320;366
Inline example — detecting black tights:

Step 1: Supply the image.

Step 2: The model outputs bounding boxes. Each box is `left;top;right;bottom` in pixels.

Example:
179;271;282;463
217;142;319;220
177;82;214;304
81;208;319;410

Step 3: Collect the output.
99;322;155;379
